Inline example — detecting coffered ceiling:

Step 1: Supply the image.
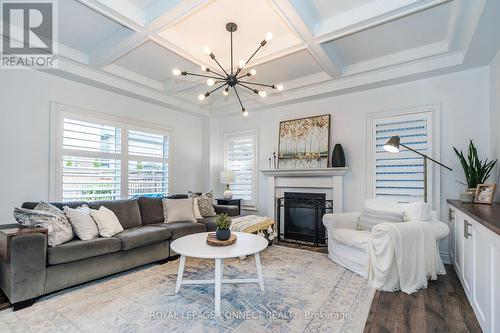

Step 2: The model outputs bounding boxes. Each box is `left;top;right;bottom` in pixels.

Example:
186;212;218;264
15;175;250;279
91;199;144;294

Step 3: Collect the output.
31;0;500;116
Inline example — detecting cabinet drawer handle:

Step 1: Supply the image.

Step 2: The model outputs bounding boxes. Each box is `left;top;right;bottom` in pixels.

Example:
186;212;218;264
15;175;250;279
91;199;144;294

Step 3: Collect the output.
464;220;472;239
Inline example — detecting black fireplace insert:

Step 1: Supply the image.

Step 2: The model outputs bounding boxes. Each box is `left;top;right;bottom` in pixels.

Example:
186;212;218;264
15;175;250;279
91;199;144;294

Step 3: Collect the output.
276;192;333;246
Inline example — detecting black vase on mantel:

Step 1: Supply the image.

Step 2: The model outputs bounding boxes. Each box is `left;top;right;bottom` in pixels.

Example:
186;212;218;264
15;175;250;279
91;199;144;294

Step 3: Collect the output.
331;144;346;167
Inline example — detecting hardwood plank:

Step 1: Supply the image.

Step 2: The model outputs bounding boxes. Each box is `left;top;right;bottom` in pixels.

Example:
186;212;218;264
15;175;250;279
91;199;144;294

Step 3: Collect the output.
364;265;482;333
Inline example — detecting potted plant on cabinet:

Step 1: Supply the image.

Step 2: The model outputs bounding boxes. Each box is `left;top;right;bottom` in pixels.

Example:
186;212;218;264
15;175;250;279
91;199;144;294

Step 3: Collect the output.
216;213;232;241
454;140;497;202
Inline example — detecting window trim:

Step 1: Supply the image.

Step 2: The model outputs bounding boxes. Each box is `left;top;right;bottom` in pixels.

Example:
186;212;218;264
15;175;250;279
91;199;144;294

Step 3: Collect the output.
223;129;258;210
49;102;174;201
365;104;441;209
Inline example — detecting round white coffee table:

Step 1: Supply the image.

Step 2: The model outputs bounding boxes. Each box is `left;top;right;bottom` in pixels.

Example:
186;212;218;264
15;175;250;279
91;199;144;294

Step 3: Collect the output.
170;232;268;314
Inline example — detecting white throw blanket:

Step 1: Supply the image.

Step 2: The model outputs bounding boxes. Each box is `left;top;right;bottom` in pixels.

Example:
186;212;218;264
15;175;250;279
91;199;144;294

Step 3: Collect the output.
367;222;439;294
230;215;270;232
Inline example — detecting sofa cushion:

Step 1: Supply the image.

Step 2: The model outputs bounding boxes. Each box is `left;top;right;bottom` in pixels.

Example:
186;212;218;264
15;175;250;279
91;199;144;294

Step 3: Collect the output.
150;222;206;240
332;229;371;252
358;207;405;231
22;201;88;211
198;216;217;232
48;237;122;265
137;197;165;225
115;226;172;250
88;199;142;229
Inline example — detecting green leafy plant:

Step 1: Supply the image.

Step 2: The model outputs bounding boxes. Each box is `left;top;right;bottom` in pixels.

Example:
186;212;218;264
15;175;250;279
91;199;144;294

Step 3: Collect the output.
453;140;497;188
216;213;232;230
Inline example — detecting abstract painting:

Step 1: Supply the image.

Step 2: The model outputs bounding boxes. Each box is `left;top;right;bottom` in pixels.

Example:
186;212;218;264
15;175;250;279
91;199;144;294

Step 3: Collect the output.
278;114;330;169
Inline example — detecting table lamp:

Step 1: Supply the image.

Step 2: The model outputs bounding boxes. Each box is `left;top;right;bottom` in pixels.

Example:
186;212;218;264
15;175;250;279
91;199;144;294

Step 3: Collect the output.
220;171;235;199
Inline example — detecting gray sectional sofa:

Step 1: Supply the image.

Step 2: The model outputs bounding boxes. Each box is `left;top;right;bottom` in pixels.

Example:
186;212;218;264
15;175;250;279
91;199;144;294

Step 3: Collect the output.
0;195;238;310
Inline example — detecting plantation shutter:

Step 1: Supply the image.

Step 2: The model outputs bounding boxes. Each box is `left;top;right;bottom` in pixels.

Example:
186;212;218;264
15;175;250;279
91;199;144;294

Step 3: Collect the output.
58;112;170;202
128;129;169;198
373;112;432;203
225;132;256;202
62;118;122;201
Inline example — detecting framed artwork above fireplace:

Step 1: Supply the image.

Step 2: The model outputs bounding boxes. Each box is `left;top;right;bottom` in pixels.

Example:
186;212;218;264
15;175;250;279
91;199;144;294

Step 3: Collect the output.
278;114;330;169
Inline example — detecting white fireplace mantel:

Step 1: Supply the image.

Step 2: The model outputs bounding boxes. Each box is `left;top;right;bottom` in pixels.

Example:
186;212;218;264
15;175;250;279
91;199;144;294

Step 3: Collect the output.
261;167;349;177
260;167;350;222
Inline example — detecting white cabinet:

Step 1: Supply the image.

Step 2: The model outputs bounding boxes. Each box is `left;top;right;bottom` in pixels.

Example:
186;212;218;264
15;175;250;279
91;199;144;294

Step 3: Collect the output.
448;203;500;333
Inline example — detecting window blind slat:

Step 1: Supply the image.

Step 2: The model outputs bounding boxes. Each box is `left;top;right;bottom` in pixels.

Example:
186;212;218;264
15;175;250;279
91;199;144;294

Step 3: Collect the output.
374;113;431;203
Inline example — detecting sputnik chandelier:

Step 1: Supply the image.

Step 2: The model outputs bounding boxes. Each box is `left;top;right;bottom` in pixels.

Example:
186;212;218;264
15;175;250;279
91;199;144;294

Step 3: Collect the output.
172;22;284;117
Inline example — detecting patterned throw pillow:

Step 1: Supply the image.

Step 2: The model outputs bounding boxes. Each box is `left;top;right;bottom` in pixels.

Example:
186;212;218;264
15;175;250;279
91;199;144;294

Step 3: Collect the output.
188;191;216;217
13;202;74;247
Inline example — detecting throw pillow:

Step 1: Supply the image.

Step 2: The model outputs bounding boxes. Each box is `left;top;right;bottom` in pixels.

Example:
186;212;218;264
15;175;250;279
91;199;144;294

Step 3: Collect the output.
193;197;203;220
90;206;124;237
358;207;405;231
64;205;99;240
188;191;216;217
404;202;432;221
162;198;197;223
13;202;74;247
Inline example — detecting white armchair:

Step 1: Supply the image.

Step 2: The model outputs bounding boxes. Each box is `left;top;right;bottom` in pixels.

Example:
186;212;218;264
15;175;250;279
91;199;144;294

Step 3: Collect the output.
323;200;449;277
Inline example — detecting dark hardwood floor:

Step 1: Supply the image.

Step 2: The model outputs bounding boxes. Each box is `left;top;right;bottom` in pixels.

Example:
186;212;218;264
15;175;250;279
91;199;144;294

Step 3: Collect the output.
277;242;482;333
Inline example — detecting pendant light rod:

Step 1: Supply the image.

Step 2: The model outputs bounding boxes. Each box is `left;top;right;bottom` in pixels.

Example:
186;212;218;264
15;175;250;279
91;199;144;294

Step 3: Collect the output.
182;71;222;80
238;80;275;88
235;44;263;76
210;53;229;77
237;82;258;94
233;85;244;109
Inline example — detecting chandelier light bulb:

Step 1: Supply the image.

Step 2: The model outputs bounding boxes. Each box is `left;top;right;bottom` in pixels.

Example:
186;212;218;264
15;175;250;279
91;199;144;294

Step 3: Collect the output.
265;32;273;42
250;69;257;76
172;68;181;76
242;108;248;117
276;84;284;91
238;59;246;69
203;45;211;55
258;91;267;98
207;78;215;86
198;94;206;101
201;65;208;72
223;88;229;96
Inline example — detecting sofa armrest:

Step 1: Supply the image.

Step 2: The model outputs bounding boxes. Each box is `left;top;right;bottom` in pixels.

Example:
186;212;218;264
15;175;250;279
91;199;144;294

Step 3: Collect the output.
0;233;47;303
323;212;360;230
213;205;239;217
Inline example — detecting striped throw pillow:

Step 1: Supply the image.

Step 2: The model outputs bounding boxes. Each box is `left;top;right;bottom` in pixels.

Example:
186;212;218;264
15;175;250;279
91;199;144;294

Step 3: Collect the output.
358;207;405;231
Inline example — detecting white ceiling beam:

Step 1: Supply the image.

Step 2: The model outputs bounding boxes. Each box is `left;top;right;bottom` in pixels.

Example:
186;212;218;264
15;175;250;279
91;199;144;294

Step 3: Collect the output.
315;0;450;43
211;51;464;117
77;0;145;31
271;0;343;77
102;64;166;91
49;58;205;116
89;31;149;68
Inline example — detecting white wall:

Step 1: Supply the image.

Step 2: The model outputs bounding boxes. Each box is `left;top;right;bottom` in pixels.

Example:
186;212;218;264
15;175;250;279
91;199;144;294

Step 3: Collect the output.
0;69;207;224
210;67;491;256
490;50;500;201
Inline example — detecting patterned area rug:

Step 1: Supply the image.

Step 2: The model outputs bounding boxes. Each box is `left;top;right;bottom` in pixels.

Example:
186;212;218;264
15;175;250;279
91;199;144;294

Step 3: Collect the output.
0;245;374;333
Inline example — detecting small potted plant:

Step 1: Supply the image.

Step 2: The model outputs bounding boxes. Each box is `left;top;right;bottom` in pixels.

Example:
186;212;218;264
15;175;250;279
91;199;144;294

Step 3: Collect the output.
216;213;232;241
454;140;497;202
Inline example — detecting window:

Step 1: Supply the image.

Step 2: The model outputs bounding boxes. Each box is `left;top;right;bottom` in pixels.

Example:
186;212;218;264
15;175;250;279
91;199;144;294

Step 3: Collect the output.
367;107;437;204
224;131;257;207
52;105;170;201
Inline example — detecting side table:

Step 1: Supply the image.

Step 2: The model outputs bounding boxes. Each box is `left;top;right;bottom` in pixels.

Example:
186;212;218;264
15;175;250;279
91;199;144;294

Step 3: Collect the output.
216;198;242;215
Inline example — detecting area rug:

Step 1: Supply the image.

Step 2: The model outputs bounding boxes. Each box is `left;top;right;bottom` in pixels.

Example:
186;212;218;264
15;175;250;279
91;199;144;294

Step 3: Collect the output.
0;245;375;333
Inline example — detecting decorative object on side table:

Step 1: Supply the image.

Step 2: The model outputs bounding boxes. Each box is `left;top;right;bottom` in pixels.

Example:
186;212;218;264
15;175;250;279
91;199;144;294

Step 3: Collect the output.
331;143;346;167
278;114;330;169
216;198;242;215
220;171;235;199
215;213;232;241
474;184;497;204
384;135;452;203
454;140;497;203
